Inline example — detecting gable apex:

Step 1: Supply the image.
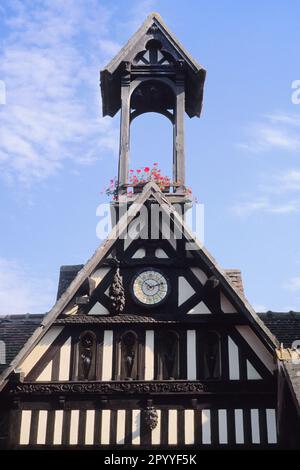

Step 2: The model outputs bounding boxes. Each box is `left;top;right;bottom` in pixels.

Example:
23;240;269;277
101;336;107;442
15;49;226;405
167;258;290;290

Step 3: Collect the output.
100;12;206;118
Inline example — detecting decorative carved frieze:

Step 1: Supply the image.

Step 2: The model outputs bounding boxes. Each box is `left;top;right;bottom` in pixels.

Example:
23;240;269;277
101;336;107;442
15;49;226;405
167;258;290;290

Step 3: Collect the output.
10;381;204;396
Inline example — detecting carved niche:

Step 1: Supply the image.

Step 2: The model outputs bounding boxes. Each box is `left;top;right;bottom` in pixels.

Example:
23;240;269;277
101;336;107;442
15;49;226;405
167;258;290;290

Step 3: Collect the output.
120;331;138;380
198;331;221;380
158;331;179;380
78;331;96;380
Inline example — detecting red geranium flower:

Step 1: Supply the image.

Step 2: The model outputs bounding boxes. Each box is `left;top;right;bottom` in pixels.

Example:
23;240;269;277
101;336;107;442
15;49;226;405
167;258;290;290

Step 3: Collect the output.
144;167;150;172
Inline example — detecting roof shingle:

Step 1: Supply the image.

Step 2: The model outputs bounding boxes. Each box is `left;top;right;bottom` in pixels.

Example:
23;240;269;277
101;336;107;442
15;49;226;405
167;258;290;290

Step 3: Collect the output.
258;312;300;348
0;314;44;373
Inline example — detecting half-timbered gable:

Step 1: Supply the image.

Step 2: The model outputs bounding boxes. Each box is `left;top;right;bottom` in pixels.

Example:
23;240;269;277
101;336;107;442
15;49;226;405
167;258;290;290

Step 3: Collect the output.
0;184;278;449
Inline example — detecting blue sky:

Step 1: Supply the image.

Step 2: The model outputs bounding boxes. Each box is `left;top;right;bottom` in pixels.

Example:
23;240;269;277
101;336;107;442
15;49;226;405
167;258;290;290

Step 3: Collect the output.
0;0;300;314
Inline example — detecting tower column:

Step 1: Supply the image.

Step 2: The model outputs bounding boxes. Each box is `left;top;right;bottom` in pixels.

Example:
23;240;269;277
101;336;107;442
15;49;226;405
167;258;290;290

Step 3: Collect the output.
174;77;185;191
118;65;131;194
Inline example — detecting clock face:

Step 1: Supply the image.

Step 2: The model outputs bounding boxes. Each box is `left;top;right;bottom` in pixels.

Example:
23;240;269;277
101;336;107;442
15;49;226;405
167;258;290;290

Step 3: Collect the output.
131;269;169;307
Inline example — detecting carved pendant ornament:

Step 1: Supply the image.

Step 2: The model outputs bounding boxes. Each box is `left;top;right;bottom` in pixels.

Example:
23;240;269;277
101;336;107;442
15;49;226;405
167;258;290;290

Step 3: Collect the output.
109;268;125;314
144;406;158;430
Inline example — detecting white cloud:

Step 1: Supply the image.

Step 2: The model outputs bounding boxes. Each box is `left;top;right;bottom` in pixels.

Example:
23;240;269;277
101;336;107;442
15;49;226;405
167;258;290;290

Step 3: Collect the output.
231;197;300;216
0;0;120;185
233;112;300;216
266;113;300;127
231;199;268;216
268;202;299;213
0;80;6;105
0;258;56;314
238;113;300;153
231;165;300;216
283;277;300;292
261;169;300;195
253;304;268;313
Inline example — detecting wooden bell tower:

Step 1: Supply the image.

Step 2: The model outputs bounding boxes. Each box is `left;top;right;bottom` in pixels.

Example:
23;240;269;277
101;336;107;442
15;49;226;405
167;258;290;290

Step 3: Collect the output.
101;13;206;197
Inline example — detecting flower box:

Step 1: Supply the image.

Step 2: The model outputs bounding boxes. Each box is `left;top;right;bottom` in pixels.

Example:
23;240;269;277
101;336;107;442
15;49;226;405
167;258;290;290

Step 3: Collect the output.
102;164;195;201
133;184;145;194
162;186;171;193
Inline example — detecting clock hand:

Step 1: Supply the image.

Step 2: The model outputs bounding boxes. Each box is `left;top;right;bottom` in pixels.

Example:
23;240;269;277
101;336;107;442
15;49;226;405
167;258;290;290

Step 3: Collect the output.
151;281;165;288
144;280;157;290
143;280;165;289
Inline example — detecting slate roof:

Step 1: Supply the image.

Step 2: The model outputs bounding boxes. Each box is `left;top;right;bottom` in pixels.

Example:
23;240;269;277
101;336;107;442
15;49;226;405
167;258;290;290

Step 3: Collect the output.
257;312;300;348
0;314;44;373
281;360;300;418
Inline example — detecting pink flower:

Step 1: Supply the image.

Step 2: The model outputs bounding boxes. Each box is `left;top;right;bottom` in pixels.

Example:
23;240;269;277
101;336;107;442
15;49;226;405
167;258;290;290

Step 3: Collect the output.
153;162;158;166
144;167;150;172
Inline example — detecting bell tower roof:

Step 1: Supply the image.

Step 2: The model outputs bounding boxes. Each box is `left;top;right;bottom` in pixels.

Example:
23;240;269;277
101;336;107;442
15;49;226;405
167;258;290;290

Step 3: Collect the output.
100;12;206;118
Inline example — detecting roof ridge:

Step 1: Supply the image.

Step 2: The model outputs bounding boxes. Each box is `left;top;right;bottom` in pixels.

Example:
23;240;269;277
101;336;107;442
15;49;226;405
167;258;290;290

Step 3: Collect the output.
0;313;45;320
258;311;300;316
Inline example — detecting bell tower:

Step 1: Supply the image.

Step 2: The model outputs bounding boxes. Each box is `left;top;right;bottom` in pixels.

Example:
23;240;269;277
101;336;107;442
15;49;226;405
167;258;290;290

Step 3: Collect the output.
101;13;206;199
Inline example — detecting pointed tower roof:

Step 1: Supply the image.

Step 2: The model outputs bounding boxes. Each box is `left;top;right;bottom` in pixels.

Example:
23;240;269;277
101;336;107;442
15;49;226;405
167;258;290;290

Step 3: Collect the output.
100;12;206;118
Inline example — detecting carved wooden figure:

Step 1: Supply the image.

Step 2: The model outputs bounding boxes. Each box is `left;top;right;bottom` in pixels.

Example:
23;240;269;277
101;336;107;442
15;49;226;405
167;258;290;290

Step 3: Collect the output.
78;331;96;380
